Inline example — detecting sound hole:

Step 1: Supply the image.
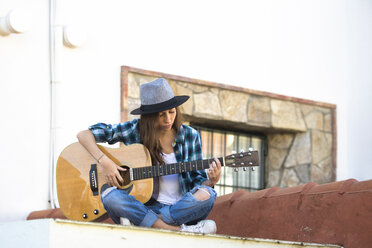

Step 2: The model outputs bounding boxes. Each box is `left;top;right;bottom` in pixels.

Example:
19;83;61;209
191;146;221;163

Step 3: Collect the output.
119;165;131;187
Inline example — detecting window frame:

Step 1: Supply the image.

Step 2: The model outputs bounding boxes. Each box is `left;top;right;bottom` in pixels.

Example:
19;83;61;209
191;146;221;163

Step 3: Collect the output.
191;124;266;194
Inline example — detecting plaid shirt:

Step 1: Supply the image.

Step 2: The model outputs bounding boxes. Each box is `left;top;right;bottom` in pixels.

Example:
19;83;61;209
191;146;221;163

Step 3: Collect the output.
89;119;207;194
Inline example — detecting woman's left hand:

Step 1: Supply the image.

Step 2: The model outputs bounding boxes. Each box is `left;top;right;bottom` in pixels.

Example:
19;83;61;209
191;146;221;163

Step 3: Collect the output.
206;158;222;186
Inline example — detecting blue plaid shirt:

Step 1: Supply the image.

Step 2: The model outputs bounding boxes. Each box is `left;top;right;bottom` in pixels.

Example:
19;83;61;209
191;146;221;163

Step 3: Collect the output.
89;119;207;195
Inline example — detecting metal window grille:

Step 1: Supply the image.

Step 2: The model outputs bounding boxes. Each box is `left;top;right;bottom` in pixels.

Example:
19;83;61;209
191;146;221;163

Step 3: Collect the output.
193;125;266;195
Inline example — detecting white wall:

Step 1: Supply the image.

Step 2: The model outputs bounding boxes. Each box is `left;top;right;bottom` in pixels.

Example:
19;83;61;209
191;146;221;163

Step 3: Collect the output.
0;0;371;222
0;0;50;220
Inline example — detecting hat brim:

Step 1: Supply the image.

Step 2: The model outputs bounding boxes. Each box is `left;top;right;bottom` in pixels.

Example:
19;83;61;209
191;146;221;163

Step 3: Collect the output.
130;95;189;115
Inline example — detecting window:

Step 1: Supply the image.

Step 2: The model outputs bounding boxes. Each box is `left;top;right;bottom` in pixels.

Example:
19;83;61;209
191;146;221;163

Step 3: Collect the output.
193;126;266;196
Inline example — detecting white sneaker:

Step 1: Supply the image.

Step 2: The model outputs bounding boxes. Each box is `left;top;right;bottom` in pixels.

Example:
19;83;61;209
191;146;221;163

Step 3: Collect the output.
180;220;217;234
120;217;133;226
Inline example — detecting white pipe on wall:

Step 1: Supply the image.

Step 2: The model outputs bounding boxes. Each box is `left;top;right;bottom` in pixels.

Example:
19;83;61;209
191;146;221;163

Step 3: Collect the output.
48;0;61;209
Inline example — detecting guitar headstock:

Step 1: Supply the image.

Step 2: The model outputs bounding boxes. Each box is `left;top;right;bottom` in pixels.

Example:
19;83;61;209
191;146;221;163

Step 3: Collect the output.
224;149;260;169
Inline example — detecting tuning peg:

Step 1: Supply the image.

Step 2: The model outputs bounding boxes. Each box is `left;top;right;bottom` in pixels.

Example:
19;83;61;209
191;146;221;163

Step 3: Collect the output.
243;167;247;171
251;167;255;172
240;149;245;153
234;168;239;172
248;147;253;152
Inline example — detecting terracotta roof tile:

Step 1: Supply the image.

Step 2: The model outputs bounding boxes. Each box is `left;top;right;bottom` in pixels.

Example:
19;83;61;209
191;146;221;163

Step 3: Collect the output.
305;179;358;195
345;179;372;192
28;179;372;247
208;179;372;248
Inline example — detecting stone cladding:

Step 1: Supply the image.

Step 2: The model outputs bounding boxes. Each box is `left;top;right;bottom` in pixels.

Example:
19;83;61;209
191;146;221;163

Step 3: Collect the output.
121;66;336;187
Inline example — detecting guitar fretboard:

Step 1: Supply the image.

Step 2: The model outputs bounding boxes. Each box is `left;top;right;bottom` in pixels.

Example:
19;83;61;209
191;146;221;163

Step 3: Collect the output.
132;157;224;181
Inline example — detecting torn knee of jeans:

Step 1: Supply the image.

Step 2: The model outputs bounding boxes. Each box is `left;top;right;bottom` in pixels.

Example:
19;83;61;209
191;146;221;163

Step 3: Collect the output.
193;187;211;201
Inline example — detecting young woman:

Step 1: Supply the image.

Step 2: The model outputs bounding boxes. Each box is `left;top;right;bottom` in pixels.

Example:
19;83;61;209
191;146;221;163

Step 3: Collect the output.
77;78;221;233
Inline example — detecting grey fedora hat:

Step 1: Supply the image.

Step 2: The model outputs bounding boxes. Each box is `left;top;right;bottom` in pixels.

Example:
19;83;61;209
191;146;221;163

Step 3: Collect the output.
130;78;189;115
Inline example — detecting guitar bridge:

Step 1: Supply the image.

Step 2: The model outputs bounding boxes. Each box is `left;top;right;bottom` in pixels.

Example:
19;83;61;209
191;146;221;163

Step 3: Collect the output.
90;164;99;196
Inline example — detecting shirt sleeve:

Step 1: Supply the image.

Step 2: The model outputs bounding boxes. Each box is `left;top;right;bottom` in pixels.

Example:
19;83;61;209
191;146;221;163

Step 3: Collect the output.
88;119;140;145
188;129;208;187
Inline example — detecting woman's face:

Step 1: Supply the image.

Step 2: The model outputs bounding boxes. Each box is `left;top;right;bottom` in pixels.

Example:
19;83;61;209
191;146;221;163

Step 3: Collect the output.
158;108;177;131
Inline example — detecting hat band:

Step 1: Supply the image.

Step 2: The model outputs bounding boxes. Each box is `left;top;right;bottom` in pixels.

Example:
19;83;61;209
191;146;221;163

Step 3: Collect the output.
140;97;177;112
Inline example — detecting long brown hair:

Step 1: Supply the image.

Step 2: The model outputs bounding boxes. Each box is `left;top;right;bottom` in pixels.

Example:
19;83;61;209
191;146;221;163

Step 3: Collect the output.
139;107;183;165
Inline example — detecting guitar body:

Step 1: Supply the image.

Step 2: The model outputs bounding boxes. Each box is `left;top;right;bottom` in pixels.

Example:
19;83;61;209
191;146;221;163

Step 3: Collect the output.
56;142;259;222
56;142;152;222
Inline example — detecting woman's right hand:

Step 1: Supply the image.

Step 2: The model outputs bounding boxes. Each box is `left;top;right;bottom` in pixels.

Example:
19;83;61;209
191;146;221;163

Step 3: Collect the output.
77;129;126;187
99;155;126;187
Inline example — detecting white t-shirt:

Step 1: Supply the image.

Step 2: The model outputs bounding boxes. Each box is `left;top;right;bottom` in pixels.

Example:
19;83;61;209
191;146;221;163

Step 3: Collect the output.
157;152;182;205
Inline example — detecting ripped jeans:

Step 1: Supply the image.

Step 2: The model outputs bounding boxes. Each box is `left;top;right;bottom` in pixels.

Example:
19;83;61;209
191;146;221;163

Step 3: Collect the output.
101;185;217;227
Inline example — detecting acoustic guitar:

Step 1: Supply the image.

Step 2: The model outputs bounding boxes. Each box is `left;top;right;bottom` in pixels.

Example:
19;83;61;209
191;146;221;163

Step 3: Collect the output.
56;142;259;222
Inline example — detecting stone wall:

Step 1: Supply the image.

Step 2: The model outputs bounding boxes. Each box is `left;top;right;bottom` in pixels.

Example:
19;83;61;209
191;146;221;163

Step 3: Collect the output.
121;66;337;188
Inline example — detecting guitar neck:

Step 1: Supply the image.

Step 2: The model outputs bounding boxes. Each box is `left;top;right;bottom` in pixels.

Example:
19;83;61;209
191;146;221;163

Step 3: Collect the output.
131;157;224;181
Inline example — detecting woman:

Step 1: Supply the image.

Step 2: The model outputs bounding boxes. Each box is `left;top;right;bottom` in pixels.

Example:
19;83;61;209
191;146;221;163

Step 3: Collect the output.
77;78;221;233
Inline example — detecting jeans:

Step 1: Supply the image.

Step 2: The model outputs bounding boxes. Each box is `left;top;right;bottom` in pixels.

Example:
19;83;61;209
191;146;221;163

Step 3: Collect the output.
101;185;217;227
